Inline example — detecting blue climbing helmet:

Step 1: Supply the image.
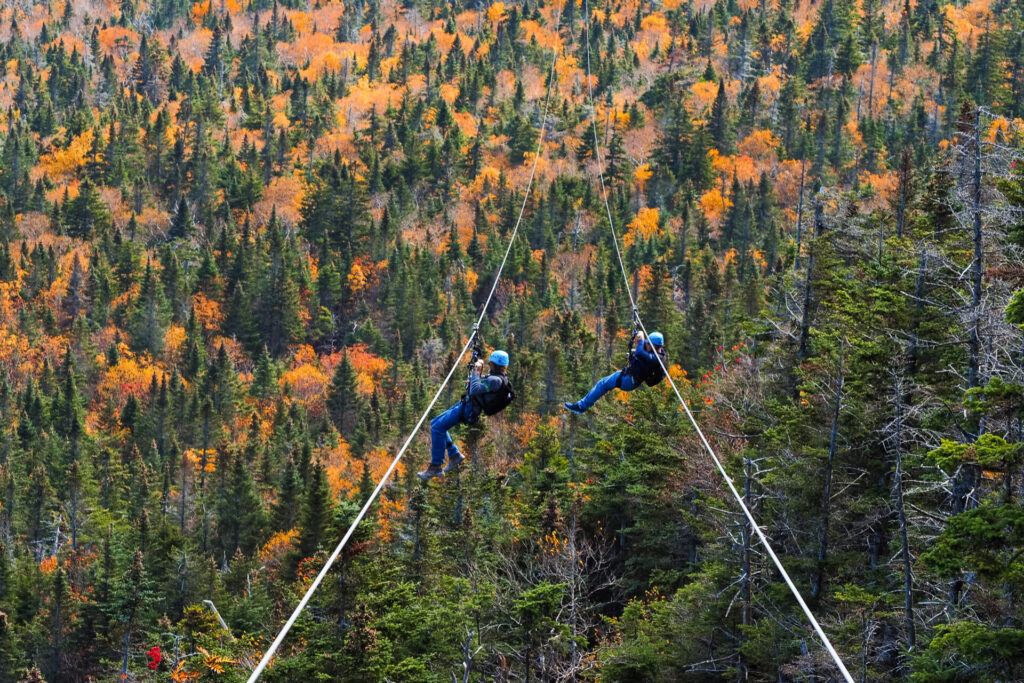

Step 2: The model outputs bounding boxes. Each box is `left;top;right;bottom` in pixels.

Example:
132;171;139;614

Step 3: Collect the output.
649;331;665;347
489;350;510;366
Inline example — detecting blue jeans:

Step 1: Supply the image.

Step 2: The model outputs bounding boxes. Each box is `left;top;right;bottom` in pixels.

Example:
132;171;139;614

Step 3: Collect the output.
578;370;638;410
430;401;468;465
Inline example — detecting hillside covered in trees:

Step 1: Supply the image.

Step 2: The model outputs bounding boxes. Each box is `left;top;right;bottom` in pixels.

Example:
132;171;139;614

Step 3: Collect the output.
0;0;1023;678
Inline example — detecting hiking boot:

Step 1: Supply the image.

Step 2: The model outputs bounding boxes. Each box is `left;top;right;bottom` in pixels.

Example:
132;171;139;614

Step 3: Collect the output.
417;463;445;481
564;401;586;415
443;452;466;474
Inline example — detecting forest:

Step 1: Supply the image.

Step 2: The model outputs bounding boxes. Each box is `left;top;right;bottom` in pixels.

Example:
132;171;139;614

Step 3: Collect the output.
0;0;1023;678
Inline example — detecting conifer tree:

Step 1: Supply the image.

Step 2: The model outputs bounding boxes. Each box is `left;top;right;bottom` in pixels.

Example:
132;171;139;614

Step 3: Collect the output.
274;457;299;532
0;611;16;683
217;451;265;556
297;461;333;559
116;551;148;678
327;352;363;440
129;262;171;356
64;179;111;239
508;114;539;164
258;210;302;355
708;79;734;153
169;198;196;240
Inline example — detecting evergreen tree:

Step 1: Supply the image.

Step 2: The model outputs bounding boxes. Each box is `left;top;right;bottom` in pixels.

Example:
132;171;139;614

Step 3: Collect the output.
129;262;171;356
508;114;539;164
257;210;302;355
326;352;362;440
64;179;111;239
297;461;333;559
708;79;734;153
217;451;265;556
64;252;88;323
169;198;196;240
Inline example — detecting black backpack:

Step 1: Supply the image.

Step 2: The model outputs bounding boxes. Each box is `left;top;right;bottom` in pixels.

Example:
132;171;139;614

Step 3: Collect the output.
626;345;667;387
643;348;667;386
470;374;516;416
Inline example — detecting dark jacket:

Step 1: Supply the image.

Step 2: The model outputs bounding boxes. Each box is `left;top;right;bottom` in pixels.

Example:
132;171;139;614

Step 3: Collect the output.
627;338;666;384
463;371;508;422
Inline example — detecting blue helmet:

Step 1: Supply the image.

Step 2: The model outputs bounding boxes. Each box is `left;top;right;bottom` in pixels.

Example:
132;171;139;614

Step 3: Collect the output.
649;331;665;346
489;350;510;366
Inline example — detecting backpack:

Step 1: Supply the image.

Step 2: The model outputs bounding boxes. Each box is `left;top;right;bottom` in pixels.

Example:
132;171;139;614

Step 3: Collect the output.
626;345;667;387
469;374;516;416
643;348;667;386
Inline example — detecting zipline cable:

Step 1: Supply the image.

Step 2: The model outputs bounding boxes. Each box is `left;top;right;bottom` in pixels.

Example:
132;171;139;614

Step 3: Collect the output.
580;5;855;681
246;3;565;679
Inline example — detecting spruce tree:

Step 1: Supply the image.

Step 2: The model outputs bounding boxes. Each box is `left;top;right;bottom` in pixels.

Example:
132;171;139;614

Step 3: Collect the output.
274;458;299;532
64;179;111;239
168;198;196;240
129;262;170;356
708;79;734;153
297;461;333;559
327;352;363;440
257;210;302;355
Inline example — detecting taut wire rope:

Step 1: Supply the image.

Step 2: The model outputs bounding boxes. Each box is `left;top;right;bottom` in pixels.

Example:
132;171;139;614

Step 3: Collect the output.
246;2;566;679
580;3;855;679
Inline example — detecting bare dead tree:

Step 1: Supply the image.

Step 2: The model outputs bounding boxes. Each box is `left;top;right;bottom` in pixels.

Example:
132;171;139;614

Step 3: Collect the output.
884;368;916;654
481;506;619;682
812;340;844;601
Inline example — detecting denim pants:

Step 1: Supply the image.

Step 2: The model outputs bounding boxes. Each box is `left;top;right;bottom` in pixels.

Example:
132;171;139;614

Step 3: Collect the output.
430;401;468;465
578;370;638;410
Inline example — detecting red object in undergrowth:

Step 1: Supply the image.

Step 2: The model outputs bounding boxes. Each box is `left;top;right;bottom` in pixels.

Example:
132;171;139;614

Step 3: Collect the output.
146;646;161;670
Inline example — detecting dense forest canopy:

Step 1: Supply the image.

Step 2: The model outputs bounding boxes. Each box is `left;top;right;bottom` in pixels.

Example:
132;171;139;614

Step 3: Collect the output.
0;0;1023;678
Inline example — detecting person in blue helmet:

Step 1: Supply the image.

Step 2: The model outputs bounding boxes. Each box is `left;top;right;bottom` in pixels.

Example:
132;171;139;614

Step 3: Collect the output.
418;349;516;480
564;331;667;414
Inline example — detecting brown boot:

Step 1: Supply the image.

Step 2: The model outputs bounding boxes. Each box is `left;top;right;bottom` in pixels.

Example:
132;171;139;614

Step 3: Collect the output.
417;463;445;481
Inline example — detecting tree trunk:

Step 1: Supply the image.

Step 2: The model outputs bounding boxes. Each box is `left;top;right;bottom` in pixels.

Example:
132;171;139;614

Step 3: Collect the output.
797;201;823;363
120;617;133;678
948;110;986;616
200;406;210;554
793;160;806;272
180;449;188;534
568;514;580;673
907;250;928;375
867;44;877;116
51;590;61;678
891;375;916;652
338;558;347;631
896;150;911;239
176;551;187;620
813;343;843;600
739;459;752;679
69;479;78;551
968;106;983;391
877;206;885;265
544;350;556;414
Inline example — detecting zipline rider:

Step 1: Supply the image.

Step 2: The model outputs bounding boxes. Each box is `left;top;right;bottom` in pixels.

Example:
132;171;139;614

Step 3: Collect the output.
564;330;666;414
418;350;515;480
